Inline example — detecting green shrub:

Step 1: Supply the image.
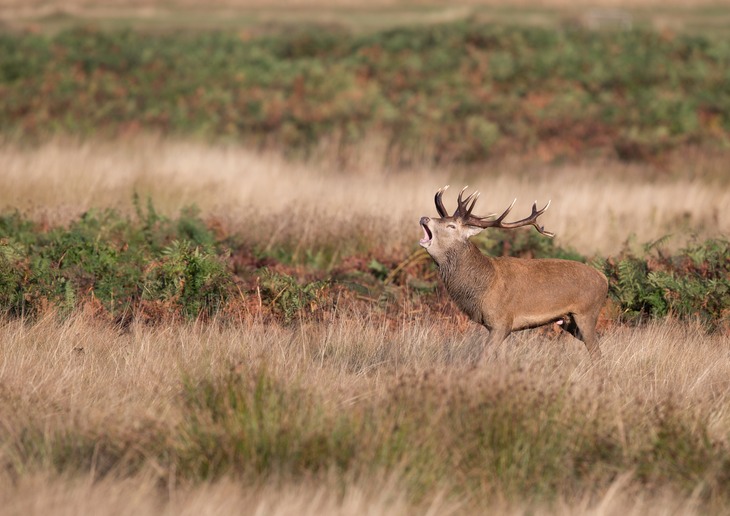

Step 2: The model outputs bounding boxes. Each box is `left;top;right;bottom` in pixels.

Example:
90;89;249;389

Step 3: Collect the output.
143;240;231;318
133;194;216;252
257;269;328;323
0;238;29;316
601;237;730;329
0;201;232;320
474;228;585;261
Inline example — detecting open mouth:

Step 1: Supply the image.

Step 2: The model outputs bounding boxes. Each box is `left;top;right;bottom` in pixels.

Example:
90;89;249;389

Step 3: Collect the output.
419;221;433;246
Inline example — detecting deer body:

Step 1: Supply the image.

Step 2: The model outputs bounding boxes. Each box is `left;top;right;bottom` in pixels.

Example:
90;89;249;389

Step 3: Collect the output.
420;186;608;360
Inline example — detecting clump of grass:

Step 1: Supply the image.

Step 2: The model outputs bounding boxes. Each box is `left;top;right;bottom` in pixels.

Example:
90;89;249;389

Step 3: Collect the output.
6;424;148;479
177;368;357;480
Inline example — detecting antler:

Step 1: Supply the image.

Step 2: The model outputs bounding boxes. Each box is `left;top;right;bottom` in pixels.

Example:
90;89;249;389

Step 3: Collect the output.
472;199;555;237
435;185;555;238
434;185;450;217
454;186;480;219
435;185;483;218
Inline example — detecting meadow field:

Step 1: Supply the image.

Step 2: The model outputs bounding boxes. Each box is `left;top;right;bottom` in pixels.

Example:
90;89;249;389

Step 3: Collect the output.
1;4;730;514
1;136;729;514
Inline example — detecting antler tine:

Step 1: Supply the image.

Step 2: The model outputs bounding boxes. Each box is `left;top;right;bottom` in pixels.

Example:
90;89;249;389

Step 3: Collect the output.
464;191;480;217
434;185;450;218
456;186;468;214
455;186;481;218
493;198;516;223
527;200;555;237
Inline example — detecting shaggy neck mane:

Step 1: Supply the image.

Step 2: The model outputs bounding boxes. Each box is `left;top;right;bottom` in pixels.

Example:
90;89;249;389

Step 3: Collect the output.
438;241;489;278
437;242;495;319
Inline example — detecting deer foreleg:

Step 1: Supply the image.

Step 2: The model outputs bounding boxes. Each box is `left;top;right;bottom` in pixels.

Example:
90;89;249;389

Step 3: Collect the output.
478;326;511;364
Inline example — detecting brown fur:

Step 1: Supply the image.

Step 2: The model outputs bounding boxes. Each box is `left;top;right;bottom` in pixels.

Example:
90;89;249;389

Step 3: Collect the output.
420;203;608;361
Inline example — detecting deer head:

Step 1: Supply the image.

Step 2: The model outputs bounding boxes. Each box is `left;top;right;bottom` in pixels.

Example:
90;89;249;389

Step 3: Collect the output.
419;185;554;263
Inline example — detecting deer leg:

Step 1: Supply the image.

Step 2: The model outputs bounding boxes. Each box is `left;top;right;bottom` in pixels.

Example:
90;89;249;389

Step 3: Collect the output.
479;326;511;364
572;313;602;361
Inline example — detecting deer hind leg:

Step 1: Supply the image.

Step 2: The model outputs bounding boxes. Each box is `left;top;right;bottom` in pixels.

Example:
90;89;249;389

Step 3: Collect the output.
571;312;602;360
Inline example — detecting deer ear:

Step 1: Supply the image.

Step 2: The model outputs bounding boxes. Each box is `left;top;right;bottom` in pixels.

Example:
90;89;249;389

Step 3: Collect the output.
463;225;484;238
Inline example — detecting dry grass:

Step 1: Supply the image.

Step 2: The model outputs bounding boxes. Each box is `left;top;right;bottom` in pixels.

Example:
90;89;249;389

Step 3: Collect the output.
1;472;427;516
2;0;728;39
1;137;727;256
0;472;707;516
1;310;729;514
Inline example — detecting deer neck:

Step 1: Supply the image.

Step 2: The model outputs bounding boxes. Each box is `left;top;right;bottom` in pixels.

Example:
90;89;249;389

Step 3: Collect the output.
437;241;495;317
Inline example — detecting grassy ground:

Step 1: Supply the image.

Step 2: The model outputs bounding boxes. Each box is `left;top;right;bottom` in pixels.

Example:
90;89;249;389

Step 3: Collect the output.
2;311;729;514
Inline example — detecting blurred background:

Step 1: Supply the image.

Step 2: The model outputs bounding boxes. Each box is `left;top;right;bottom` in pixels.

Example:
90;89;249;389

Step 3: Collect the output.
0;0;728;317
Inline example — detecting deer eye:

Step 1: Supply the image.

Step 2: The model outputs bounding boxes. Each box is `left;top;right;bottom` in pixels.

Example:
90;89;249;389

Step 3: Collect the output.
447;224;456;229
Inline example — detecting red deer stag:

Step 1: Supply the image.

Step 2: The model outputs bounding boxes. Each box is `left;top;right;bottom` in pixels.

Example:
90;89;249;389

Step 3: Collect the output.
419;186;608;360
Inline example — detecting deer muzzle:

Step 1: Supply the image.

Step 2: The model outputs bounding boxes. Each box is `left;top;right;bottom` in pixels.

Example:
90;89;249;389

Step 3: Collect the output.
419;217;432;247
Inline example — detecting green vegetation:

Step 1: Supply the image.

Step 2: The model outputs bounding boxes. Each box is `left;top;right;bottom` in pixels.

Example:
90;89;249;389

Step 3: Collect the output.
0;205;727;330
257;269;329;324
0;197;229;320
602;237;730;329
2;23;730;163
